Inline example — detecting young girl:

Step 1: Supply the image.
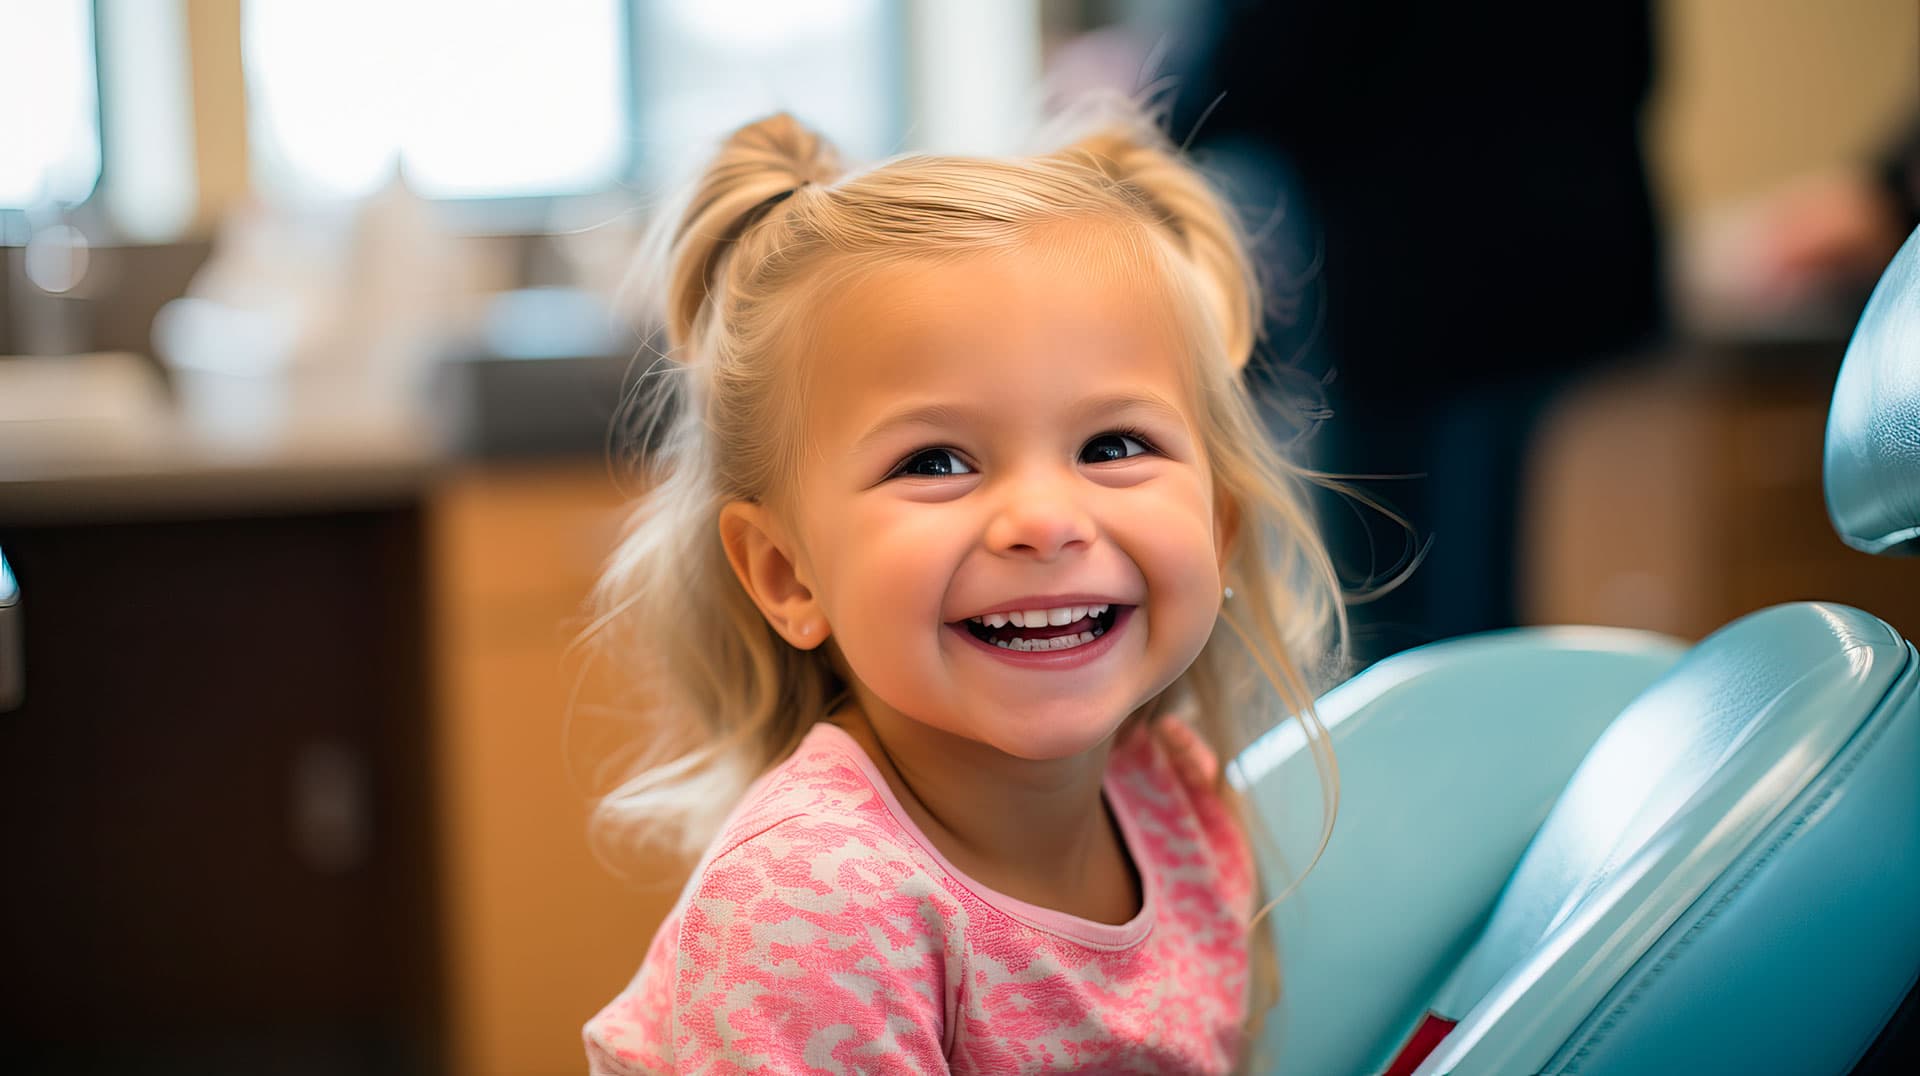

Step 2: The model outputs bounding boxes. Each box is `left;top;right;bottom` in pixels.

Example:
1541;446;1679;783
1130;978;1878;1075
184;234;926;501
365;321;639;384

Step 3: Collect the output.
582;102;1345;1073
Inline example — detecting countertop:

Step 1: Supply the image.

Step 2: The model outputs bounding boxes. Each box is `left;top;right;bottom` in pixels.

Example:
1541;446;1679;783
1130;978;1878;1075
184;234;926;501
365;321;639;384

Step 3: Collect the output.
0;355;450;524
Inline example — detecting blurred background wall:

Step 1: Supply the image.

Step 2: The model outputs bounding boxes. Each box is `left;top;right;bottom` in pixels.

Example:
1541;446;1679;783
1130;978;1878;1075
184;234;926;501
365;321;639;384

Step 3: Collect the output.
2;2;1916;1074
1653;0;1914;215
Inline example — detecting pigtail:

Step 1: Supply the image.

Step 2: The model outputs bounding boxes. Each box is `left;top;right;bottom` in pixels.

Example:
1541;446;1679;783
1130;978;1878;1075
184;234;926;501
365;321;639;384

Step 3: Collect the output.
1051;122;1261;372
662;112;843;349
587;113;848;865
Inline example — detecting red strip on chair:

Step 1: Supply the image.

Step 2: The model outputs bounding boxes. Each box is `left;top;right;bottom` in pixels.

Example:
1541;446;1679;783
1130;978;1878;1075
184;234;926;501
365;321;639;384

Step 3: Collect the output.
1381;1011;1458;1076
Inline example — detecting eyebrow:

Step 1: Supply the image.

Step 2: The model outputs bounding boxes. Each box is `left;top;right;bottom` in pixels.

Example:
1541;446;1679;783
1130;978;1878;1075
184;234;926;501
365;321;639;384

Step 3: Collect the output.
850;390;1188;455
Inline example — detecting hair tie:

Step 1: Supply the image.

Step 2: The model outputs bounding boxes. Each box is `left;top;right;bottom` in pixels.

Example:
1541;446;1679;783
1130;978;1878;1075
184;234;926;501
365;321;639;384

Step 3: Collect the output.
737;185;800;234
680;184;806;353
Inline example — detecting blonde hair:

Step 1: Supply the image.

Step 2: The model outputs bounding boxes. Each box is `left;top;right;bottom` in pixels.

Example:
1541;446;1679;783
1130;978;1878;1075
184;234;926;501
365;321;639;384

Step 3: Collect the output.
584;102;1348;1049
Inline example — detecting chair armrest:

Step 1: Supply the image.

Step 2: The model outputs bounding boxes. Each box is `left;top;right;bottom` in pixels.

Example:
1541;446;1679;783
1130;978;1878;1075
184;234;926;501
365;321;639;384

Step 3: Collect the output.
1234;626;1686;1075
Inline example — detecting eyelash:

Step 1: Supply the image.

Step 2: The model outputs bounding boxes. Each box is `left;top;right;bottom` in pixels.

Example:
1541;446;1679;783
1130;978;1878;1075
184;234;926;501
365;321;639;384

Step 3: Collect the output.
885;426;1161;480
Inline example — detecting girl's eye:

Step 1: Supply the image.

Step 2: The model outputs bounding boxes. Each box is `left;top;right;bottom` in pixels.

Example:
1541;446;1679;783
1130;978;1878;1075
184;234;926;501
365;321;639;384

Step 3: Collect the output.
891;448;973;478
1081;431;1153;464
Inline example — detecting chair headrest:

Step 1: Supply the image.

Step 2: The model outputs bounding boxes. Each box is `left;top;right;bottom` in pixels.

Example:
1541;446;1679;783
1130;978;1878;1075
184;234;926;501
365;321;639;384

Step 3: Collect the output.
1826;225;1920;555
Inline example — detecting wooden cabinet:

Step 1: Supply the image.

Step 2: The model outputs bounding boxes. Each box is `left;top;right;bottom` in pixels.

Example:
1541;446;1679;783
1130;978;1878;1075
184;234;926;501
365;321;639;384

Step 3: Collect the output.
1523;356;1920;644
0;463;696;1075
0;505;439;1075
426;465;688;1076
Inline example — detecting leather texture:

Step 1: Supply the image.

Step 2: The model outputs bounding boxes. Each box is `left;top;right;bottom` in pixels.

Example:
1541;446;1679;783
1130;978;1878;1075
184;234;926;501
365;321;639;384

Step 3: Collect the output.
1827;224;1920;555
1232;627;1686;1076
1542;642;1919;1075
1413;603;1915;1075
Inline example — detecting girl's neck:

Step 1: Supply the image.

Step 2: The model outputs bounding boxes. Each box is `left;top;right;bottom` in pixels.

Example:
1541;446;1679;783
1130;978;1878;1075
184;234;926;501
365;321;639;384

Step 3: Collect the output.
827;701;1142;926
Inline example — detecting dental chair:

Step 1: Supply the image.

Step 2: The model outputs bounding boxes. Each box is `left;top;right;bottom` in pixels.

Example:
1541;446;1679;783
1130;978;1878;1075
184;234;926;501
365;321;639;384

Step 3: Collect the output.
1238;229;1920;1075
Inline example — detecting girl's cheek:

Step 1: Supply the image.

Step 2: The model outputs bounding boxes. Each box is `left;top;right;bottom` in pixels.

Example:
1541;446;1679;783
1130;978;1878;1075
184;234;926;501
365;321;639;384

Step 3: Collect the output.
835;503;967;596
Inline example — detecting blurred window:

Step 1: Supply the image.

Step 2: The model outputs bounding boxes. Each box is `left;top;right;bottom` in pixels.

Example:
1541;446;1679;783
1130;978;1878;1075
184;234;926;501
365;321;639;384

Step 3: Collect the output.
243;0;904;205
243;0;632;202
0;0;103;212
97;0;199;242
633;0;902;185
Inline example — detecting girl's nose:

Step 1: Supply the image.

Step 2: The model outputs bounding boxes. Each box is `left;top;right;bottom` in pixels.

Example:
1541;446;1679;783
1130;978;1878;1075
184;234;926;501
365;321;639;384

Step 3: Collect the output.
984;470;1097;561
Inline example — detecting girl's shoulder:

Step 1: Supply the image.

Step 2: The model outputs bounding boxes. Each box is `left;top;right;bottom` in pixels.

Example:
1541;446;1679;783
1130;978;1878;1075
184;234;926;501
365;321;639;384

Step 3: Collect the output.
1110;717;1259;920
586;723;958;1072
695;721;947;897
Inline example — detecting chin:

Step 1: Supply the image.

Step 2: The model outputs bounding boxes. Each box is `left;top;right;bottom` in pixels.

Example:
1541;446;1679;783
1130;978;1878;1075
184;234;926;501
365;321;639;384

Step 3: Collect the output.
978;702;1132;762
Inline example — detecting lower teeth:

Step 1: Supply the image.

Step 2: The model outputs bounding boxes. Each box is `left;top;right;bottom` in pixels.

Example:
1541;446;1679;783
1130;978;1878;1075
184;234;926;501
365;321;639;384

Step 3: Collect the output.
993;626;1105;652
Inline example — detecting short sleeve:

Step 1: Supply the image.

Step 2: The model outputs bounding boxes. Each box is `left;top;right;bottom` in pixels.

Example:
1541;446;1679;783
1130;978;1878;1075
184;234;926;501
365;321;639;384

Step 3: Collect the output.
609;821;954;1074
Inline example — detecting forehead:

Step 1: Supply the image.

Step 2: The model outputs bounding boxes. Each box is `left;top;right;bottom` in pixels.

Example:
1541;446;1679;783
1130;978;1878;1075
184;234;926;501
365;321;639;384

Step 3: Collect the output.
802;228;1195;442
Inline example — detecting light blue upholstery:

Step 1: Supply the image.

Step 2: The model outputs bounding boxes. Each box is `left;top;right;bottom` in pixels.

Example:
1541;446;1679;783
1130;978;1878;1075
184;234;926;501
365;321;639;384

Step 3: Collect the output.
1827;225;1920;555
1234;627;1686;1075
1418;603;1919;1075
1236;224;1920;1075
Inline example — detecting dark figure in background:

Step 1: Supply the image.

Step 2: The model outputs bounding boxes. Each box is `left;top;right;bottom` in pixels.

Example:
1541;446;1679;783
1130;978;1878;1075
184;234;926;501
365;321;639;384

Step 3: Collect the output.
1167;1;1665;667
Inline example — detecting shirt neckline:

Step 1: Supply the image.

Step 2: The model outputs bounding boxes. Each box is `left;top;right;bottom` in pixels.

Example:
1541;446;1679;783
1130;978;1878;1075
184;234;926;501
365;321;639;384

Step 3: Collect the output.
806;721;1158;951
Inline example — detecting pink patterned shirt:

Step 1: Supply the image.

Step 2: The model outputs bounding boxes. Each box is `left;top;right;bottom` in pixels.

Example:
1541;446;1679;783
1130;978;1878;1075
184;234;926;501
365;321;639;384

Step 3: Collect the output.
584;719;1255;1073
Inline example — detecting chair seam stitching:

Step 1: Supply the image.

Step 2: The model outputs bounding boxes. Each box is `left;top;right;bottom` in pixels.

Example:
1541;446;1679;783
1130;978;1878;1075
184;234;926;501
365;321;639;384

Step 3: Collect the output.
1552;682;1901;1073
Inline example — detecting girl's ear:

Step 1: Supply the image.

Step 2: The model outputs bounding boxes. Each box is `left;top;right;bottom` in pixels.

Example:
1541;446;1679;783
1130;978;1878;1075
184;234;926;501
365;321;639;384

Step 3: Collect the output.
718;501;830;649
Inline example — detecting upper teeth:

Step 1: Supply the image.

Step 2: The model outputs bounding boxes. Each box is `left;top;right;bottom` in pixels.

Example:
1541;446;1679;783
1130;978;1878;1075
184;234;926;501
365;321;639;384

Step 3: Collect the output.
969;603;1109;628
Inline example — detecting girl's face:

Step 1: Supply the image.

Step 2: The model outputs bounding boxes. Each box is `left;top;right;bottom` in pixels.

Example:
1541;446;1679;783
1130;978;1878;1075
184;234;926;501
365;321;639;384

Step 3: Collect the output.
757;231;1231;761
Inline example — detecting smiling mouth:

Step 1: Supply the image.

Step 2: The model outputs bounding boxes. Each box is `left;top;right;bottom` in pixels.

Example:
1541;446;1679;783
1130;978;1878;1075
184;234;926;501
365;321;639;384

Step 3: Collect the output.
959;605;1127;652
